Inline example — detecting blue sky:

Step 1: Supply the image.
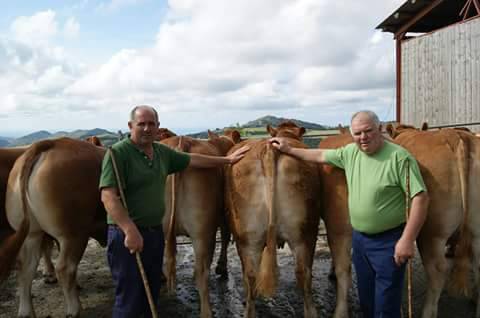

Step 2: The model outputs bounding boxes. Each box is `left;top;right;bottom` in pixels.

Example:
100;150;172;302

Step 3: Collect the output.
0;0;404;137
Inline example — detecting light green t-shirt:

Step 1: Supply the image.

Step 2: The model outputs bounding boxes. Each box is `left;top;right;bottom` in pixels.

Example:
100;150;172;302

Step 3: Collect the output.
324;141;426;234
99;138;190;227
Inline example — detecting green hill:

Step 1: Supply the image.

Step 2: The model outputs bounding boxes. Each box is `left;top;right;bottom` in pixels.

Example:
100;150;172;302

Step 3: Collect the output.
8;129;119;146
242;115;327;130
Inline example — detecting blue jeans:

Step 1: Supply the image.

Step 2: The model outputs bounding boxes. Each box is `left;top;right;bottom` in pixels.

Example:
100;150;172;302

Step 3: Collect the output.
107;225;164;318
352;224;406;318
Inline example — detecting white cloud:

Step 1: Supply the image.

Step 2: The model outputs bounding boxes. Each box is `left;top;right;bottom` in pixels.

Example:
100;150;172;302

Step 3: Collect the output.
10;10;58;47
96;0;145;12
64;17;80;39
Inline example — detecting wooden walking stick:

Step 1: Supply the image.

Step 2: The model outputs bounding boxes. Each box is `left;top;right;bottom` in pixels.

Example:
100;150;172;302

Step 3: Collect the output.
108;147;158;318
405;159;413;318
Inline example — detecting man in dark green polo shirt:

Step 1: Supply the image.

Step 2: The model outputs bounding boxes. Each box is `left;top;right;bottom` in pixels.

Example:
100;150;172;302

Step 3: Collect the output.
99;105;248;318
269;110;429;318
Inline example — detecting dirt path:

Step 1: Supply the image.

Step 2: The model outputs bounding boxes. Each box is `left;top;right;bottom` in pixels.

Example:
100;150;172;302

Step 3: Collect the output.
0;238;476;317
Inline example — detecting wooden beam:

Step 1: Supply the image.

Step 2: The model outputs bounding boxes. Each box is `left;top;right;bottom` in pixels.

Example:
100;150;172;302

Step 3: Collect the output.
394;0;444;39
460;0;472;19
473;0;480;15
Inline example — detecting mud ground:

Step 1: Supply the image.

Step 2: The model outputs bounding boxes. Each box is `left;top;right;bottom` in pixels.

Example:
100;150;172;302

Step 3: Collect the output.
0;235;476;318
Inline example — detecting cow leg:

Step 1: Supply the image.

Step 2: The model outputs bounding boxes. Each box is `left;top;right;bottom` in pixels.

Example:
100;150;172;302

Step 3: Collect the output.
41;238;57;284
17;233;44;318
326;232;351;318
418;237;448;318
290;241;317;318
192;237;215;318
215;219;230;279
472;236;480;318
236;242;262;318
55;237;88;318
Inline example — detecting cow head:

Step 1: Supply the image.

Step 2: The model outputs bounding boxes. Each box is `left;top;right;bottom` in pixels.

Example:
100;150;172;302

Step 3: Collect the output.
208;129;241;155
267;121;306;140
156;128;177;141
85;136;103;146
385;123;417;139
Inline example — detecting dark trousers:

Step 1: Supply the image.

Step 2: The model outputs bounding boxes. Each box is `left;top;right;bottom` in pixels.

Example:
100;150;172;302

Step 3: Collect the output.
352;225;406;318
107;225;165;318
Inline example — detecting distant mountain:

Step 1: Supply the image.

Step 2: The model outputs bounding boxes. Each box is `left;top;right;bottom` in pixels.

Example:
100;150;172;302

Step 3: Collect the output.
7;128;118;146
11;130;52;146
242;115;327;130
0;136;14;147
187;115;329;139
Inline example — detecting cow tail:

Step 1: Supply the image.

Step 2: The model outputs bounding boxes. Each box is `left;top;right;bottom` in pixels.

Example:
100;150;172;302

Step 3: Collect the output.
164;137;185;294
0;140;53;282
449;136;473;297
256;142;278;297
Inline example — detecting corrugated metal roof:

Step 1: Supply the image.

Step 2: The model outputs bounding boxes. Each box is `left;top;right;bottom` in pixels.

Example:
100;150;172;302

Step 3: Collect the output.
377;0;469;34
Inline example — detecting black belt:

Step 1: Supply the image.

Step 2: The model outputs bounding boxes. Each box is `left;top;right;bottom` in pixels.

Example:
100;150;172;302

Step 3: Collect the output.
109;224;162;232
356;223;406;238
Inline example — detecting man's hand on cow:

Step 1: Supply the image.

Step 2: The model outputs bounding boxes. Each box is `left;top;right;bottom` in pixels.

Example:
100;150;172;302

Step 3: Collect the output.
269;137;291;153
227;145;250;164
394;237;415;266
124;225;144;253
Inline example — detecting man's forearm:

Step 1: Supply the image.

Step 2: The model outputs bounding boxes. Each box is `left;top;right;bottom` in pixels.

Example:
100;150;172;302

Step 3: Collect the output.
402;191;429;242
284;147;328;163
101;189;137;234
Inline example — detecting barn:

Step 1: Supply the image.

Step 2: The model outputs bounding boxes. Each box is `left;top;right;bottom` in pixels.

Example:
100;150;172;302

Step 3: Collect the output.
377;0;480;130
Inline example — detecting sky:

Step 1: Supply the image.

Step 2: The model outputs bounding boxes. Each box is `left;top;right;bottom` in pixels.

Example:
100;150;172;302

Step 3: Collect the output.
0;0;405;137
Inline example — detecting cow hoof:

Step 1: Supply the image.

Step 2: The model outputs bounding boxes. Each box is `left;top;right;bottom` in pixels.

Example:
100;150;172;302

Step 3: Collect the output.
328;269;337;281
43;275;57;284
215;265;228;280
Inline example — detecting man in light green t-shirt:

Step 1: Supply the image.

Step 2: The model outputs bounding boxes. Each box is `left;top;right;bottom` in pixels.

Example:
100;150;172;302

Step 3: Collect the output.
100;105;249;318
270;110;429;318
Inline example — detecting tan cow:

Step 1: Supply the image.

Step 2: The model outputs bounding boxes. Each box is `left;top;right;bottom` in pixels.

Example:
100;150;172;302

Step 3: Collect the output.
386;124;480;318
318;128;353;318
225;121;321;318
160;130;241;318
1;138;107;317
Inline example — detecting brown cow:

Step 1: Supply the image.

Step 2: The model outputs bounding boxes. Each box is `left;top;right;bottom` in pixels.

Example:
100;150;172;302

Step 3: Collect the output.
160;129;241;318
386;124;480;318
2;138;107;317
318;129;353;318
0;146;59;284
225;122;321;318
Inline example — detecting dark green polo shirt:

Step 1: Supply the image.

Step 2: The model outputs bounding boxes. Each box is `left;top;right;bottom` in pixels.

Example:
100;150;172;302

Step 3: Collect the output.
99;138;190;227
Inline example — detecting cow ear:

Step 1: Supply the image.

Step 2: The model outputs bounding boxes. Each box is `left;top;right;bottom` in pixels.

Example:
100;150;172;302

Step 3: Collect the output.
298;127;306;137
385;123;396;138
267;125;277;137
421;122;429;131
208;130;219;140
231;130;241;144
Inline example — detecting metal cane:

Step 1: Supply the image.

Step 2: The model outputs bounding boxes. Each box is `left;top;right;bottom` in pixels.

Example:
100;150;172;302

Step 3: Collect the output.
108;147;158;318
